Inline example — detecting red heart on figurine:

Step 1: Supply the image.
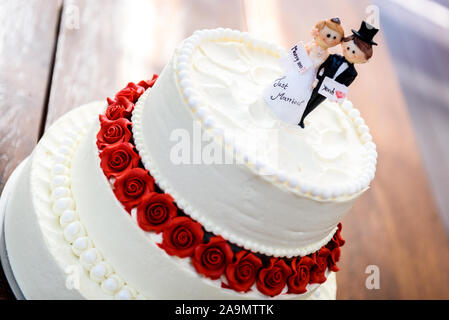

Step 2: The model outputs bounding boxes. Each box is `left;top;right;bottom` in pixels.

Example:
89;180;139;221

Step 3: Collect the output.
336;91;345;99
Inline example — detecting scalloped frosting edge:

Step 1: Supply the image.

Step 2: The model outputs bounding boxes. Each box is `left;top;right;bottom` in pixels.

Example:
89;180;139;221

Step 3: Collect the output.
30;103;144;300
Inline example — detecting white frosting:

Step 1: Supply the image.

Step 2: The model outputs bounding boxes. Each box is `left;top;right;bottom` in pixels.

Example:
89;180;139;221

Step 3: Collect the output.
132;28;377;257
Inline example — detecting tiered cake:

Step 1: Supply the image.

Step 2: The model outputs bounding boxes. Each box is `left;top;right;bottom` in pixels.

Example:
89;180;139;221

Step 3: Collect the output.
3;28;376;299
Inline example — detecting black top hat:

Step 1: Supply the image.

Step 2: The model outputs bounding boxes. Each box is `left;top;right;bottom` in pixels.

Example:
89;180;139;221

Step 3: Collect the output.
351;21;379;46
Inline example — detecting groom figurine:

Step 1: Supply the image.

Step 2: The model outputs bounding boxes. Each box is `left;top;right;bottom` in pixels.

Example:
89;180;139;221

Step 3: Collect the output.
298;21;379;128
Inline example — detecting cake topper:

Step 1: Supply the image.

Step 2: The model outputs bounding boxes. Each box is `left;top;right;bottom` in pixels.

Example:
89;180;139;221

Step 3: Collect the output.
264;20;379;128
298;20;379;127
264;18;344;125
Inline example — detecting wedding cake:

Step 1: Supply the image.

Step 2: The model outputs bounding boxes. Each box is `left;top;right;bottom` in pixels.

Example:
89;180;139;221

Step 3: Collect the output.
2;28;376;300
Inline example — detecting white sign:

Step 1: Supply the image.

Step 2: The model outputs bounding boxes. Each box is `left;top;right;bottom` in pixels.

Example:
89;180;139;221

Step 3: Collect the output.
264;43;313;125
263;73;308;125
318;76;349;104
288;42;313;74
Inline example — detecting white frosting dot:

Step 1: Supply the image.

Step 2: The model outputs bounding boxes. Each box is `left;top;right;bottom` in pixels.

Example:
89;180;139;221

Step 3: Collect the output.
72;236;90;256
101;275;124;295
51;187;71;201
361;133;372;143
254;160;264;171
101;278;118;294
223;28;233;39
180;79;191;90
311;187;320;197
179;87;193;100
365;141;376;150
342;100;353;111
287;177;299;188
196;108;208;120
331;188;342;198
90;262;111;283
61;137;75;147
263;166;275;176
53;197;75;215
80;248;101;270
188;96;200;110
360;175;370;188
276;172;287;183
180;47;193;57
178;62;188;71
348;184;357;195
354;117;365;127
231;30;240;40
321;189;331;200
368;149;378;159
53;154;70;165
358;124;369;134
64;221;84;242
299;181;311;194
60;210;77;226
182;42;194;51
65;129;78;140
349;109;361;119
204;117;215;128
58;145;73;157
51;175;70;189
52;164;68;176
177;54;189;64
116;289;132;300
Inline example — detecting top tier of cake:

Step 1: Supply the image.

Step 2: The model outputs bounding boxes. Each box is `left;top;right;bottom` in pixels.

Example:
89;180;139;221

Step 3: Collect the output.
132;28;377;257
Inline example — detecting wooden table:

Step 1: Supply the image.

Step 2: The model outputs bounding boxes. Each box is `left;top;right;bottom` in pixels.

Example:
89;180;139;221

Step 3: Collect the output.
1;0;448;300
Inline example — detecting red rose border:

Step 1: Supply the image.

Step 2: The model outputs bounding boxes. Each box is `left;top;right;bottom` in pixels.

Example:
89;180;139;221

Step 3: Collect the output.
96;76;346;297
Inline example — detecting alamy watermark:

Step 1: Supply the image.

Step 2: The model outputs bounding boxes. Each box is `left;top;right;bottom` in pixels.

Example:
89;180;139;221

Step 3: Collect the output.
169;120;280;174
365;264;380;290
64;3;80;30
365;5;380;29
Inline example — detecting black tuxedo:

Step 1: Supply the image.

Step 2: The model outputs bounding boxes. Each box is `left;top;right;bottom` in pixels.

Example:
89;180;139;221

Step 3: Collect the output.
298;54;358;127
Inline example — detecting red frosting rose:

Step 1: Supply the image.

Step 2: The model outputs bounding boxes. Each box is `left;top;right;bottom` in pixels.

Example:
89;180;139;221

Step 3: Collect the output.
97;116;132;150
99;142;140;178
287;256;315;294
114;168;155;211
192;236;233;280
256;258;292;297
223;251;262;293
115;82;145;103
159;216;204;257
136;193;177;233
327;223;345;251
138;74;158;89
105;96;134;120
309;247;331;284
327;247;341;272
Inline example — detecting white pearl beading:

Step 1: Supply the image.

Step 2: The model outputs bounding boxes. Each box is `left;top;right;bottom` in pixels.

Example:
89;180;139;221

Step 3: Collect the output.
176;28;377;200
45;104;143;300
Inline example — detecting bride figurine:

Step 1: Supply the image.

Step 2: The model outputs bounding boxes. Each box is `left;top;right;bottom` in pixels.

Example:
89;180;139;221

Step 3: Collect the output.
266;18;344;125
305;18;345;88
